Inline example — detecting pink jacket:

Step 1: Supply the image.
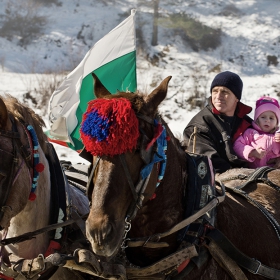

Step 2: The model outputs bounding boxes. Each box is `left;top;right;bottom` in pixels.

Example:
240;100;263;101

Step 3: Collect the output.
233;122;280;168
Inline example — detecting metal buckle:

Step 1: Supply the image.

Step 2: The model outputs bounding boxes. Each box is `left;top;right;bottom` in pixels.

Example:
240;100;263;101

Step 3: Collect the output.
250;259;261;274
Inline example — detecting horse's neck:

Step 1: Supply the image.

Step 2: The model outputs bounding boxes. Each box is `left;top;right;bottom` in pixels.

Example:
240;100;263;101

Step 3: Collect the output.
152;142;185;215
5;149;51;259
132;140;186;236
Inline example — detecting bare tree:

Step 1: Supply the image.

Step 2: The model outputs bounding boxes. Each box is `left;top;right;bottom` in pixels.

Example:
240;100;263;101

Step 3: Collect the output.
151;0;159;46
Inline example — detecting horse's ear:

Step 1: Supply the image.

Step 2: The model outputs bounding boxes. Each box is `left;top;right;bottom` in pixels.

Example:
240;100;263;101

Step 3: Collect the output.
146;76;172;111
92;73;111;98
0;97;8;129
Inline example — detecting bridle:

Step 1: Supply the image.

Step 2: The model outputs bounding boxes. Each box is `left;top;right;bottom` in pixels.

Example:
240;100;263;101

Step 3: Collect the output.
86;113;168;246
0;116;33;228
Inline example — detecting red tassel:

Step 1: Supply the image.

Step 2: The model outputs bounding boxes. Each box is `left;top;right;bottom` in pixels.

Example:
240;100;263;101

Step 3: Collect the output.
29;192;36;201
150;193;156;200
166;136;171;141
44;240;61;257
35;163;44;172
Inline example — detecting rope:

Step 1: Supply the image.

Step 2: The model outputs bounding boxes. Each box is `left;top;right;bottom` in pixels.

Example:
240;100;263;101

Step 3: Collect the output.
26;125;44;201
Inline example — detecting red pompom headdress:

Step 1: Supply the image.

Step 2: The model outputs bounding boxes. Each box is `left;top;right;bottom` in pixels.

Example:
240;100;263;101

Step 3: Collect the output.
80;98;139;157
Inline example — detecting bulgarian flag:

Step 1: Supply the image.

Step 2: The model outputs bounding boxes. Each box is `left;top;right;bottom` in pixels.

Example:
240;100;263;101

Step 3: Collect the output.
47;9;137;152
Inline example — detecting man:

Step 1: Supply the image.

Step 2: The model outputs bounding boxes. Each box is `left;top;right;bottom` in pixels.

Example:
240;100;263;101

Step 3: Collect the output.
183;71;253;174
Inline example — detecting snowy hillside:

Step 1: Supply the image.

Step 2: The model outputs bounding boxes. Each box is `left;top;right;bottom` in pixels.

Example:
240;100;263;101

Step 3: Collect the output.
1;0;280;163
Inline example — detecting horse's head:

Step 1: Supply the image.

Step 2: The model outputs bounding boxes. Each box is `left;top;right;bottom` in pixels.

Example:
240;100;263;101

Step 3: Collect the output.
0;96;50;230
84;74;172;258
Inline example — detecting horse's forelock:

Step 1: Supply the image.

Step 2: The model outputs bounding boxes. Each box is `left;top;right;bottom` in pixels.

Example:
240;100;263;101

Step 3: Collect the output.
3;95;48;154
103;90;147;113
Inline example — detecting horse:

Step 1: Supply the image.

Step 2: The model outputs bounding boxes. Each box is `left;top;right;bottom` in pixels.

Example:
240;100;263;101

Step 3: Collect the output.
0;95;91;280
83;74;280;280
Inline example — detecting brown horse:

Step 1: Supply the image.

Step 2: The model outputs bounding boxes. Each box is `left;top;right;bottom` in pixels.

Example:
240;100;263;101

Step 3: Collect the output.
84;75;280;280
0;95;90;280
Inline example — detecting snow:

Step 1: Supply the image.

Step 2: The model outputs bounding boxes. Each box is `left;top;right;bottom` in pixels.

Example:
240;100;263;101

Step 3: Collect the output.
1;0;280;164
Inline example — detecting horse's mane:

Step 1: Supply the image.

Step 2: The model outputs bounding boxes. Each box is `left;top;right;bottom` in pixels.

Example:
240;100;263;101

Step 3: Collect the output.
3;95;48;153
160;116;188;167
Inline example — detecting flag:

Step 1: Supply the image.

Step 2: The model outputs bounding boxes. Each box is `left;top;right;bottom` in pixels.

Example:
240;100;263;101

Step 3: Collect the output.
47;9;137;152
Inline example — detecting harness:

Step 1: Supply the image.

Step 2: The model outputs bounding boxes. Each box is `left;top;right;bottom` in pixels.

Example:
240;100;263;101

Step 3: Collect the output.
208;167;280;279
3;113;280;279
218;166;280;240
30;156;280;279
83;113;225;278
86;114;168;242
0;118;88;280
4;162;280;280
23;152;222;280
82;133;280;280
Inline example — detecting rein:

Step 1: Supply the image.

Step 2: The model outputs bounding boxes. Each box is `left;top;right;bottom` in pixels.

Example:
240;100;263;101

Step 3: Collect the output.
118;114;168;242
0;214;88;246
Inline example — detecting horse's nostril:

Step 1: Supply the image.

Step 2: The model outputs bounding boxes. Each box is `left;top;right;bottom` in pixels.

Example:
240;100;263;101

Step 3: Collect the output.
87;220;113;246
103;223;112;240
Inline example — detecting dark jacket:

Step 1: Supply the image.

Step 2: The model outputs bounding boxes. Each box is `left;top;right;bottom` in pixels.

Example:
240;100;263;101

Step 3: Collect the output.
183;97;253;174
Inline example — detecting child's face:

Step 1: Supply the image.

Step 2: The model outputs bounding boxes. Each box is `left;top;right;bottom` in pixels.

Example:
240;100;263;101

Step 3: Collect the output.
257;111;278;133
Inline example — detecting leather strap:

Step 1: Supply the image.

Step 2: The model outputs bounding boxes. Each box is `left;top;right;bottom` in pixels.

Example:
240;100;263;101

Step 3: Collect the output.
233;166;274;190
0;214;88;246
206;228;280;280
126;245;198;278
120;154;138;201
209;115;240;163
62;249;127;280
70;208;87;238
127;186;225;248
207;241;248;280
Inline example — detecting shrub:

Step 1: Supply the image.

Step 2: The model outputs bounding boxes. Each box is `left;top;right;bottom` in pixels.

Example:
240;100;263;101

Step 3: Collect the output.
32;0;62;6
186;65;209;109
0;1;48;47
219;4;243;17
160;13;222;51
22;72;64;115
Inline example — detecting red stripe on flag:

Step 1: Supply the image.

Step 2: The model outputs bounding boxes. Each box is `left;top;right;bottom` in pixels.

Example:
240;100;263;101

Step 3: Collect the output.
47;138;82;154
48;138;69;148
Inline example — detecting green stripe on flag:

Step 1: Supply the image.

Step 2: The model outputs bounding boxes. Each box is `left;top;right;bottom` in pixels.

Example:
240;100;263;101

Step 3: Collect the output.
67;51;137;151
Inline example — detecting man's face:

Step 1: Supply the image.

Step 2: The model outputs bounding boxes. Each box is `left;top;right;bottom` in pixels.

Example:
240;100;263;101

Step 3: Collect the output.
211;86;239;116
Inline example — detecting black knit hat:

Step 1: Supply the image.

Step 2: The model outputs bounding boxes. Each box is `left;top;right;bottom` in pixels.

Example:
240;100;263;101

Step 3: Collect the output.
210;71;243;100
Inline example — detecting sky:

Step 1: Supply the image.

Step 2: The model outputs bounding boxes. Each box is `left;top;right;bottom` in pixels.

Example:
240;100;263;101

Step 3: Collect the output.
0;0;280;164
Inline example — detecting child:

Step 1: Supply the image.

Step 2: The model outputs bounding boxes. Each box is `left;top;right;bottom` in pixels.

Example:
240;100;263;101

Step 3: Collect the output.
233;96;280;168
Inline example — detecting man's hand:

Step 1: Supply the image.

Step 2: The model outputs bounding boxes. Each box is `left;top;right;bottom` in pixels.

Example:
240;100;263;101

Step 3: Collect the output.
267;157;280;168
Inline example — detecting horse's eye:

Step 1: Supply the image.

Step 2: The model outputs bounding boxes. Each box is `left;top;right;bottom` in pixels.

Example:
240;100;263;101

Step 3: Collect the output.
135;146;141;152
